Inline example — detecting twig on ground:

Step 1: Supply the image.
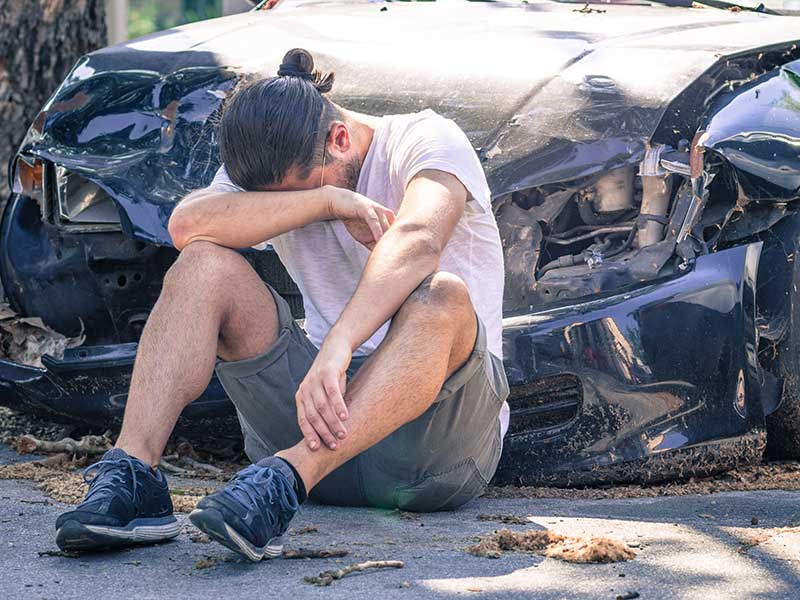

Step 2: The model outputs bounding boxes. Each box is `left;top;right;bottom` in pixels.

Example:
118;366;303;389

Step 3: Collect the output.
179;456;223;475
38;550;79;558
16;434;110;456
289;525;319;536
305;560;406;586
159;455;192;475
305;560;404;586
573;3;606;13
283;547;348;559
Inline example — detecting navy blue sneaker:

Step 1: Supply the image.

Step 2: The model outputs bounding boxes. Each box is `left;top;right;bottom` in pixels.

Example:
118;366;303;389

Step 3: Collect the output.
189;457;300;561
55;448;179;552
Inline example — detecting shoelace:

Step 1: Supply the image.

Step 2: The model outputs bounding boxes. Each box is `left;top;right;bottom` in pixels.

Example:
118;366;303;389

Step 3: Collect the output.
82;457;139;505
222;464;299;530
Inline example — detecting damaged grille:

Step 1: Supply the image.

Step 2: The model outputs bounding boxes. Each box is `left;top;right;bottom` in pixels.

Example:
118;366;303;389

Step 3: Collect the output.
507;374;582;435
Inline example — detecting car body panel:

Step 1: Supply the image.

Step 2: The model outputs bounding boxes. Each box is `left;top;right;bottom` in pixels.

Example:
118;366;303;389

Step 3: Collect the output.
700;59;800;202
497;242;765;483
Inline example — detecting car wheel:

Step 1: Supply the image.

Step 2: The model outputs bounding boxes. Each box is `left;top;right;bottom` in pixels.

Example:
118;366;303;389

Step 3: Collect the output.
766;240;800;459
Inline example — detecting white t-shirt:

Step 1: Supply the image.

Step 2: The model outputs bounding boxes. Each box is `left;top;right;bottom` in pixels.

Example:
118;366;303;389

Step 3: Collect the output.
208;109;509;431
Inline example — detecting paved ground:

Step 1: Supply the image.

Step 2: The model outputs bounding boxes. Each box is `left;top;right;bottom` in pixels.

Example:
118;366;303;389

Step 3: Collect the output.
1;445;799;600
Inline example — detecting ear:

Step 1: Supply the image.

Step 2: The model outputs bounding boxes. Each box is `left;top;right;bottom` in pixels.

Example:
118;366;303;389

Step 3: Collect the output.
327;122;351;156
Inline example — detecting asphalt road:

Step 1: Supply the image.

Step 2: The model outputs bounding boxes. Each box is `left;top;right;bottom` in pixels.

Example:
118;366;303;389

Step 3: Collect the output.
1;446;799;600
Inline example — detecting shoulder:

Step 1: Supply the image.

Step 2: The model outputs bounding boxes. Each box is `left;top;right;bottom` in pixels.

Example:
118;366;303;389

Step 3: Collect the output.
207;164;244;193
391;110;468;144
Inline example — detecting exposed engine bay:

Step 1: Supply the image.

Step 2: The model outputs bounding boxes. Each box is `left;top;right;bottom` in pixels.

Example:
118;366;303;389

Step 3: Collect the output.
496;144;717;311
496;51;800;313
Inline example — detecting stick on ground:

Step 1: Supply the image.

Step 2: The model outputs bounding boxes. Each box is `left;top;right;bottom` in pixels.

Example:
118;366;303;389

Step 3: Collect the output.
17;434;110;456
304;560;404;586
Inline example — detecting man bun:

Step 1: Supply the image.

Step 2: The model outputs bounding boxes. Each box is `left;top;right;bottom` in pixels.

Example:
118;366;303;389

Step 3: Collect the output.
277;48;334;94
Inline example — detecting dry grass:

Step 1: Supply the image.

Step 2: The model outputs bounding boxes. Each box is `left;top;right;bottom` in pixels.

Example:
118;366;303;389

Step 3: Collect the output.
467;528;636;563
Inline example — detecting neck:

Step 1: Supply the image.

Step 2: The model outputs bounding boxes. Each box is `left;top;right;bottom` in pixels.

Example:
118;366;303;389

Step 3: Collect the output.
339;107;380;163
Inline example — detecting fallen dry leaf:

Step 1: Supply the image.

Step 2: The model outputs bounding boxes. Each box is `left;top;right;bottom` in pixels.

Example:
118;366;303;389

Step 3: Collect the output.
0;303;84;368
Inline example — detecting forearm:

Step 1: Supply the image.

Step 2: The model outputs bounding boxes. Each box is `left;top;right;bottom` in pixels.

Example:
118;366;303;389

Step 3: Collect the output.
330;225;440;352
168;186;333;250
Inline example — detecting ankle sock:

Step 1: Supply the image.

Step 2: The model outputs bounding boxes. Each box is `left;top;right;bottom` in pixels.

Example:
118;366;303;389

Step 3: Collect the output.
276;457;307;503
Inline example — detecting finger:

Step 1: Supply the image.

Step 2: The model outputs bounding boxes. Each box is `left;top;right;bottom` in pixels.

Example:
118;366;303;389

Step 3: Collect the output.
364;209;383;243
296;396;321;451
323;372;349;424
386;209;397;225
312;383;346;444
378;211;391;234
307;388;339;450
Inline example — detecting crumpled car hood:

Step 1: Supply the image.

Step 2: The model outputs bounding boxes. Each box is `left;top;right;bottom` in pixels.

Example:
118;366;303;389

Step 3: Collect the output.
18;0;800;245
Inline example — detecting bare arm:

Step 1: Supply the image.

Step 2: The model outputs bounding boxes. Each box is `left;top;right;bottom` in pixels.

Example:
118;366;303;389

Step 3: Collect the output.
168;187;331;251
168;185;394;251
294;169;467;450
333;170;466;350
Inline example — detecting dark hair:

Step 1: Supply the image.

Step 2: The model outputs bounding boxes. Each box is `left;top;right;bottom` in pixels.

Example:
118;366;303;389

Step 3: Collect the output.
219;48;338;190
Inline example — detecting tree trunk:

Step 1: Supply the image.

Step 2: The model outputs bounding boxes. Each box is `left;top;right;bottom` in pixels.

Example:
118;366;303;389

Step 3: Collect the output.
0;0;107;198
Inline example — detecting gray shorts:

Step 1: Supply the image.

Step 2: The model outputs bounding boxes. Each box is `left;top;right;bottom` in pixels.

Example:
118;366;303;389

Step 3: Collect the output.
215;284;509;512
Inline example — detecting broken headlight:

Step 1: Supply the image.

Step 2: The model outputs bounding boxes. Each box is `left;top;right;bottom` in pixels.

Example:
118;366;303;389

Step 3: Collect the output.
11;156;44;206
54;166;121;231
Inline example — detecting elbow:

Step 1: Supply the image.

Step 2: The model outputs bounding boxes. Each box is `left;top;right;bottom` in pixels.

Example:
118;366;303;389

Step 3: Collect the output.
167;205;194;251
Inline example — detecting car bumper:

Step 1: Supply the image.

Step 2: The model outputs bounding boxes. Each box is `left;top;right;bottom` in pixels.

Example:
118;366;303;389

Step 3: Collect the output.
0;243;775;484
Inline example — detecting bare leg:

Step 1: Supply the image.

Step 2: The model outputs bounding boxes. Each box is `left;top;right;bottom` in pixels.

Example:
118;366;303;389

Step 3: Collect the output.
277;271;478;490
115;241;280;466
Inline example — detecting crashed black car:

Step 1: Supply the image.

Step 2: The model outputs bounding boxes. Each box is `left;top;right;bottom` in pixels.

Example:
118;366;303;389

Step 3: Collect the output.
3;0;800;486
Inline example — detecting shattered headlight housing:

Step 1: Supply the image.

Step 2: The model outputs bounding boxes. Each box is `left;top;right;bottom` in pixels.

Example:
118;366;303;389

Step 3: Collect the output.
53;165;121;231
11;156;44;207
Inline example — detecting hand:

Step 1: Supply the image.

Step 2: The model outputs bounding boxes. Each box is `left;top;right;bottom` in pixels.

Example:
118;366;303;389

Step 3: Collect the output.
296;331;353;451
326;186;395;250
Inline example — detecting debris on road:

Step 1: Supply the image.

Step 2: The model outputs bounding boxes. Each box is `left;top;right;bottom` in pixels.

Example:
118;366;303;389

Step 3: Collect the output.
167;487;210;513
0;461;86;503
737;525;800;553
37;549;79;558
0;461;212;511
289;525;319;536
304;560;405;586
467;528;636;563
485;461;800;500
616;592;640;600
477;513;529;525
193;556;225;570
188;531;211;544
283;547;349;559
573;3;606;13
0;303;84;368
16;433;111;456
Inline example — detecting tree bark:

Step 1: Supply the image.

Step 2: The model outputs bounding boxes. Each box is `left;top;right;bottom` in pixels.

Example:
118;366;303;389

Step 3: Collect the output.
0;0;107;198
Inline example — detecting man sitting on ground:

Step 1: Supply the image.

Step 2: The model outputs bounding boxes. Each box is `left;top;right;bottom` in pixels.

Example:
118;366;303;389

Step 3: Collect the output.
55;48;509;561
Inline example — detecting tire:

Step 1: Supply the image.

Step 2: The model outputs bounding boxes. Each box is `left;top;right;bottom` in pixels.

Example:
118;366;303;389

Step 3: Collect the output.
766;238;800;459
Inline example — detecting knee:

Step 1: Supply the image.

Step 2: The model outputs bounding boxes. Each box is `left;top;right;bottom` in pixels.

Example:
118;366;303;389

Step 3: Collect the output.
163;240;247;292
401;271;473;323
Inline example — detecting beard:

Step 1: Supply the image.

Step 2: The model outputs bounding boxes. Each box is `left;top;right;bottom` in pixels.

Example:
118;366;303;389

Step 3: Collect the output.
334;154;362;191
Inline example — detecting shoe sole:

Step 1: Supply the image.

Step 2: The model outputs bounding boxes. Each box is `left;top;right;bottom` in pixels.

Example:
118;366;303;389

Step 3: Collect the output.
189;508;283;562
56;516;180;552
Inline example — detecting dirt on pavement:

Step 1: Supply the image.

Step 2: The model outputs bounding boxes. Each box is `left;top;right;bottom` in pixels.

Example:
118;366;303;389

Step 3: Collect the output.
467;527;636;563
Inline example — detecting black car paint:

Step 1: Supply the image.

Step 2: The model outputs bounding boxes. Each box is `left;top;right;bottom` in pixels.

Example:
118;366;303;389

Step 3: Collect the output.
2;1;799;484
